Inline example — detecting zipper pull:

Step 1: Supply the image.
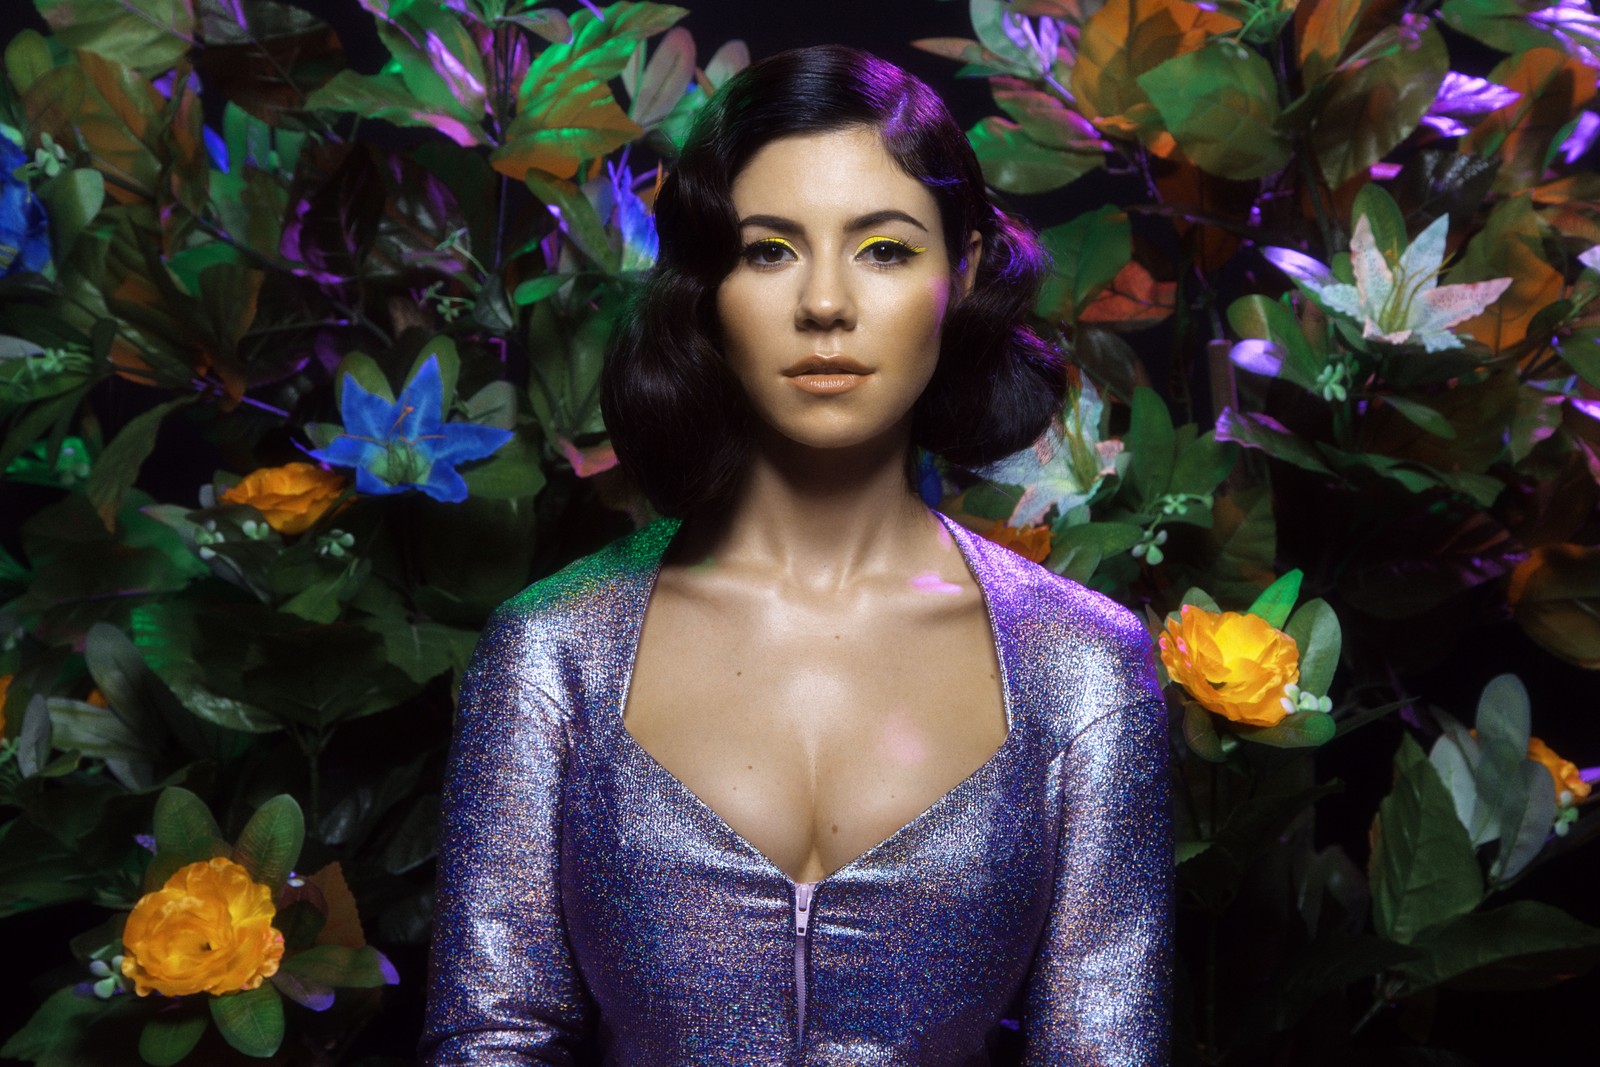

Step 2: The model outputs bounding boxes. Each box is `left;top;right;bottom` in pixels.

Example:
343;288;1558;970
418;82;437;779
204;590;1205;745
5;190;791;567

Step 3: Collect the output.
794;882;814;938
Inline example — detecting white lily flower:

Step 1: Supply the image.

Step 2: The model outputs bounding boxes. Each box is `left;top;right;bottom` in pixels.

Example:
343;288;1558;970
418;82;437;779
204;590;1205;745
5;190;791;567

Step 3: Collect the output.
1266;215;1513;352
977;376;1124;528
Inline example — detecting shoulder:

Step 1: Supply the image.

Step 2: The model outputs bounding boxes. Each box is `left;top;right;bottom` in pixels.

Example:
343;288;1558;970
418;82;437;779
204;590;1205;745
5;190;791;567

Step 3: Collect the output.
471;518;680;673
949;520;1162;741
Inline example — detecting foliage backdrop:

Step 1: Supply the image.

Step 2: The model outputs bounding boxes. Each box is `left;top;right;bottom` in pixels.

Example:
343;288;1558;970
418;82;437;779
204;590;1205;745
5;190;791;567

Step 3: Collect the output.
2;0;1600;1064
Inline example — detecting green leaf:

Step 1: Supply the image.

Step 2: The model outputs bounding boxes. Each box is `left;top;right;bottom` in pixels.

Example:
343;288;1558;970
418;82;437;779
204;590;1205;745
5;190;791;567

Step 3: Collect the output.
1044;520;1143;581
524;170;620;273
84;397;194;532
1246;934;1421;1036
0;985;142;1066
4;29;54;95
364;616;480;684
1439;0;1556;54
1236;709;1336;748
47;697;153;767
1036;206;1131;322
278;944;399;989
36;168;106;260
1215;408;1333;474
33;0;195;75
1370;733;1484;944
1313;22;1449;185
460;434;548;500
1382;395;1458;439
233;795;305;892
409;336;461;407
280;561;368;625
629;27;694;127
1398;901;1600;993
1351;183;1409;261
304;69;484;146
967;117;1103;194
1227;295;1322;389
334;351;393;407
1246;570;1302;628
1137;39;1290;179
209;985;284;1058
511;274;571;306
1476;673;1530;752
138;1012;208;1067
1182;699;1229;762
1181;586;1222;613
1489;761;1557;885
494;4;654;181
1128;386;1176;504
1284;598;1341;696
152;786;224;864
1170;433;1236;496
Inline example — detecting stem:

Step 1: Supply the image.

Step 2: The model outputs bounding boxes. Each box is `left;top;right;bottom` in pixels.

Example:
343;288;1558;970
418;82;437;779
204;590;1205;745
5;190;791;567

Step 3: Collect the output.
1205;913;1220;1060
1350;988;1388;1036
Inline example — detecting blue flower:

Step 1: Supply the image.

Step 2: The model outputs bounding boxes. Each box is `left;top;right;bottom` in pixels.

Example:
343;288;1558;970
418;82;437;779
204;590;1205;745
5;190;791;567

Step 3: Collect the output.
0;137;52;278
309;355;513;503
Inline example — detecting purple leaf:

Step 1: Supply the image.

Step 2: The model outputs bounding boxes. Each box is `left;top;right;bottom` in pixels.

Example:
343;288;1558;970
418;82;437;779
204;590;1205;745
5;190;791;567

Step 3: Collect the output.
1229;339;1285;377
1432;72;1521;117
1559;110;1600;163
1263;246;1335;291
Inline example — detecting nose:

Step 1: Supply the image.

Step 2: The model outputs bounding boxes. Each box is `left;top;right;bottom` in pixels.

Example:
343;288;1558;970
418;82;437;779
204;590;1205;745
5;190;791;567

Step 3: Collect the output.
795;256;855;332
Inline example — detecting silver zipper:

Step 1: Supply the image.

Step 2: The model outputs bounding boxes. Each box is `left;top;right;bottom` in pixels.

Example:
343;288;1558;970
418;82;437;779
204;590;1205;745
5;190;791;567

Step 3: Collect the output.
793;880;818;1054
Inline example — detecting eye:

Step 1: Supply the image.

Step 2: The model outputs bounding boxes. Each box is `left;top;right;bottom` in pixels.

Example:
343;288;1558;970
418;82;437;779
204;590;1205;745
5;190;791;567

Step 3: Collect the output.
741;238;797;267
855;236;926;267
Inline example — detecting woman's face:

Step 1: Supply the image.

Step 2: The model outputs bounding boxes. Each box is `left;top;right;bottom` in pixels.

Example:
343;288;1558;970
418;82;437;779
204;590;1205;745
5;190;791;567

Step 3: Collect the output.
715;126;979;454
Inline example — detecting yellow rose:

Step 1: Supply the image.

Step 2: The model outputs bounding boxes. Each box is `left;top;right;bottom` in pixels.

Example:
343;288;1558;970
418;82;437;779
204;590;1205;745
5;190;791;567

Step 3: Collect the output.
220;462;345;535
981;522;1052;564
121;857;285;997
1529;736;1591;807
1160;604;1300;727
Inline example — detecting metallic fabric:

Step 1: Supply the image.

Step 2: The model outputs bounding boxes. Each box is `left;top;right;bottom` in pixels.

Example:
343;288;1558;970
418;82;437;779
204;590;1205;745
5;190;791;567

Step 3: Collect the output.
423;511;1172;1066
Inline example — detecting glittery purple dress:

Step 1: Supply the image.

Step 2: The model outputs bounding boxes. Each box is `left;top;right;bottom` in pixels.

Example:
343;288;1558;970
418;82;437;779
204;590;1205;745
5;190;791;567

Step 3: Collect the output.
422;511;1171;1066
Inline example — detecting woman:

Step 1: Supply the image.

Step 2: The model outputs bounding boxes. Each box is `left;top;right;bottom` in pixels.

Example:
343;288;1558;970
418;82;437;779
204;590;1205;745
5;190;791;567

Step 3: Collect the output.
423;45;1170;1066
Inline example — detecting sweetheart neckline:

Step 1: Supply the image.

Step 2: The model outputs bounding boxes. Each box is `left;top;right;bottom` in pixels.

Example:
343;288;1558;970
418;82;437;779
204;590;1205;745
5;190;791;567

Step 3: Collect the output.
614;509;1018;890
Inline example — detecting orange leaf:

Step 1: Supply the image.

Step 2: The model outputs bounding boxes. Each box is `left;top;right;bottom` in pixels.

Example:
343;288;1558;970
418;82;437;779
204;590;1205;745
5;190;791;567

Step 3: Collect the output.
1465;48;1598;193
1297;0;1366;85
305;862;368;949
1452;196;1564;354
1080;260;1178;327
1071;0;1241;139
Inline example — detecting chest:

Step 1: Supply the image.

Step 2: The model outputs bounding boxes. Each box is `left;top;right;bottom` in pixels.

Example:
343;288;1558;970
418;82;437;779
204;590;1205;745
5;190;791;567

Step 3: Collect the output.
622;580;1009;884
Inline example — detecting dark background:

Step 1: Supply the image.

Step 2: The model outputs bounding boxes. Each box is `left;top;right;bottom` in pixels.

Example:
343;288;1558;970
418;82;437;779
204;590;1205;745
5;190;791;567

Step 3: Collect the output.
2;1;1598;1064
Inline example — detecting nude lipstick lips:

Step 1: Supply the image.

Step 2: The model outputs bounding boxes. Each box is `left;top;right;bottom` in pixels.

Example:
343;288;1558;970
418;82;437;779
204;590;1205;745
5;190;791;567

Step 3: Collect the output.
783;355;871;396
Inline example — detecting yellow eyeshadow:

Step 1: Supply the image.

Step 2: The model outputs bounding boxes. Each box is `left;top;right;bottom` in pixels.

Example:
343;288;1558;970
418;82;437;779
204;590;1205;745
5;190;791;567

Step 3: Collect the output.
855;235;926;255
755;237;797;252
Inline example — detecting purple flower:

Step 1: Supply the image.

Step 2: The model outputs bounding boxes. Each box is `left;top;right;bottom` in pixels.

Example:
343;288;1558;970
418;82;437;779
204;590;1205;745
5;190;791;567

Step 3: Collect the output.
309;355;513;503
0;137;51;278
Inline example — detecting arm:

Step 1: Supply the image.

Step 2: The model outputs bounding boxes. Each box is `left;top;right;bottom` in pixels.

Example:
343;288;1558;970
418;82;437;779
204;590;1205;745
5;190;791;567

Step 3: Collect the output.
420;609;595;1065
1022;682;1174;1066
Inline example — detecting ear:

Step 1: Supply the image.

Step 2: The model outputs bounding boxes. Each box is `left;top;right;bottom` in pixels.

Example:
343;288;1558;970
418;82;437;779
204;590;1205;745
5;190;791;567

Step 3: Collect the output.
956;230;983;299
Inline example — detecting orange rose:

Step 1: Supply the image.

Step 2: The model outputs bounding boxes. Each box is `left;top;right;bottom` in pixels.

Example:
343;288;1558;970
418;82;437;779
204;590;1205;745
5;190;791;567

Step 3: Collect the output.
221;462;345;535
1529;736;1592;807
1160;604;1300;727
121;857;285;997
981;523;1052;564
0;674;11;735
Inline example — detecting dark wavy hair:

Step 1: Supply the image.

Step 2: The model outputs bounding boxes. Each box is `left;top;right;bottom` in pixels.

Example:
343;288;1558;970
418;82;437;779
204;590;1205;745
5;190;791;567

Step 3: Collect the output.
600;44;1064;518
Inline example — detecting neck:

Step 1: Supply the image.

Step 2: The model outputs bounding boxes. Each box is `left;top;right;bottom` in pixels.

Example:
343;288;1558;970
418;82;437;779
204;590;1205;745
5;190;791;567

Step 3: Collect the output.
677;419;940;593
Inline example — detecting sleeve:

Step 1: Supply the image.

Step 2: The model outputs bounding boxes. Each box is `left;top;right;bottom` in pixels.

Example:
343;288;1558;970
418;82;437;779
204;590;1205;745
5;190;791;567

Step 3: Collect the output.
1022;649;1173;1066
420;609;596;1065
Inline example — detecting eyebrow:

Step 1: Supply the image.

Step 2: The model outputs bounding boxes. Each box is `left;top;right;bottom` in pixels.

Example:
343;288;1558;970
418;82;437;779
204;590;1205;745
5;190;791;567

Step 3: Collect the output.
737;209;930;235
